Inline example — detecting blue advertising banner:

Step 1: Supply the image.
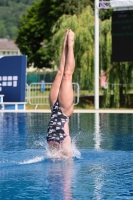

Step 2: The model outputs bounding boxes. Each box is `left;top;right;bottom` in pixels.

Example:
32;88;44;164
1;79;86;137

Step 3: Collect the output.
0;56;27;102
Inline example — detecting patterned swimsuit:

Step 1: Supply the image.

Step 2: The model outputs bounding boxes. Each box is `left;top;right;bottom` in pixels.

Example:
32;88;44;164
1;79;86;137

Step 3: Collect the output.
47;101;69;144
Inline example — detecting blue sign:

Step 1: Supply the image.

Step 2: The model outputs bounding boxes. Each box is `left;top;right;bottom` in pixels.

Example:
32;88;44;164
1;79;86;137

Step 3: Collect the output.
0;56;27;102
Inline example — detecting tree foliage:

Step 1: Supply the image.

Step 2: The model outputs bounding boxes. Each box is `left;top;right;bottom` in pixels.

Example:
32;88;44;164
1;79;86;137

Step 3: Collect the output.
61;0;93;15
0;0;38;39
15;0;93;68
100;18;133;108
52;6;133;108
1;0;132;108
52;6;94;90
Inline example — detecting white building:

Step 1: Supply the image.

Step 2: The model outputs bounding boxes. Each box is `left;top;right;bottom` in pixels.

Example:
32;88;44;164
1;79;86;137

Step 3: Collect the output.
0;39;21;56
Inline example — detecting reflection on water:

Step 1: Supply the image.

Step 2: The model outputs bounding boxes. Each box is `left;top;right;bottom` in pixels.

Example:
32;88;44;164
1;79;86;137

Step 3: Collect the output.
70;113;133;151
46;160;74;200
0;113;27;151
0;113;133;199
93;164;105;200
94;113;101;150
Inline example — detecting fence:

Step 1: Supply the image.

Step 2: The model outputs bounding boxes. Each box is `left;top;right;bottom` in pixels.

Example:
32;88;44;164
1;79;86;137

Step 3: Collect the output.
26;82;79;109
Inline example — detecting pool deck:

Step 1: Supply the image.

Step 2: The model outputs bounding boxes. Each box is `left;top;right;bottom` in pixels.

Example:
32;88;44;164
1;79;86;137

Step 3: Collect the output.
1;109;133;113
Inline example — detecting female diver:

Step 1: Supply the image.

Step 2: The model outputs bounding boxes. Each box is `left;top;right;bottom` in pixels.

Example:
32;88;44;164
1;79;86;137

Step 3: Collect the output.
46;29;75;158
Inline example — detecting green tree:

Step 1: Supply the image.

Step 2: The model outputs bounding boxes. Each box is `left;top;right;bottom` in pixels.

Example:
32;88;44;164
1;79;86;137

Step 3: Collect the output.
0;0;39;39
15;0;93;68
51;6;94;90
61;0;93;15
52;6;133;108
16;1;49;67
0;21;7;37
100;18;133;108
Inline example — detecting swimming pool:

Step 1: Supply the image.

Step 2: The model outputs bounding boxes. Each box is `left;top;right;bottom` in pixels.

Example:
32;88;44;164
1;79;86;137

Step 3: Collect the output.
0;112;133;199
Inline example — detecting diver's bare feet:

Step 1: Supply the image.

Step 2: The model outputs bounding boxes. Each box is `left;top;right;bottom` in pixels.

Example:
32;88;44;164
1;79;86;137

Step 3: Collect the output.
68;29;74;47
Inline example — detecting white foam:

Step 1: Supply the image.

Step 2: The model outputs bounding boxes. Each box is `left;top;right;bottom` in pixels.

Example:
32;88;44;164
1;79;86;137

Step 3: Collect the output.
18;138;81;164
45;139;81;160
71;139;81;159
18;156;45;165
34;140;46;147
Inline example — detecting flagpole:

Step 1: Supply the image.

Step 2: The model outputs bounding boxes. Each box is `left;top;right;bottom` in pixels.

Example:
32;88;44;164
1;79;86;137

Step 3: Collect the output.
94;0;99;109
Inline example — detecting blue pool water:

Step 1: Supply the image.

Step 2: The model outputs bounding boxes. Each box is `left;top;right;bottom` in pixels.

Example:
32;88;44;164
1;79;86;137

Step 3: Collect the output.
0;113;133;200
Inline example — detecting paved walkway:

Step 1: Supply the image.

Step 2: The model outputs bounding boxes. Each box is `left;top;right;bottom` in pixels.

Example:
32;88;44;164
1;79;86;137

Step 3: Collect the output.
1;109;133;113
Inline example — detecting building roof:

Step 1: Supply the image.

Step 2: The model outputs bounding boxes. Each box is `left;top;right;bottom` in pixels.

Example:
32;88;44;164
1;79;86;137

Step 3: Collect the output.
0;39;19;51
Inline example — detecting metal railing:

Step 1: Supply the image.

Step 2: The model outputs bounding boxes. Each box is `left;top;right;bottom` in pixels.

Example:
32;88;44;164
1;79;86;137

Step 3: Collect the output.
26;82;79;109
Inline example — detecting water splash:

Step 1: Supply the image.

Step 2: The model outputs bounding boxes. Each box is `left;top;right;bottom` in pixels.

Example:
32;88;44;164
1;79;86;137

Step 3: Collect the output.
18;156;45;165
71;139;81;159
45;138;81;160
16;138;81;164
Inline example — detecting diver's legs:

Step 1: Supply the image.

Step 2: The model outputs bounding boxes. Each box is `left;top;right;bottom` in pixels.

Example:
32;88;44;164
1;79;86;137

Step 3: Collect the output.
58;30;75;116
49;30;68;110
